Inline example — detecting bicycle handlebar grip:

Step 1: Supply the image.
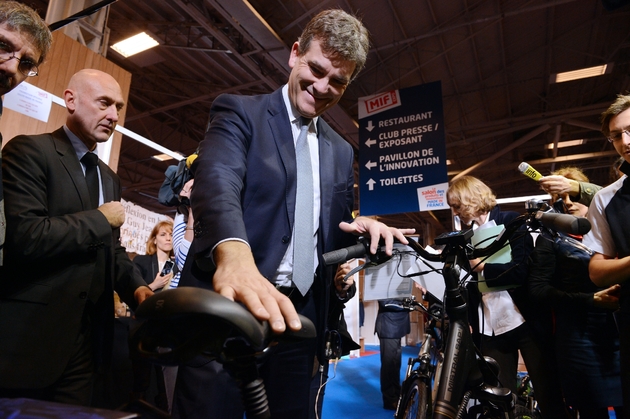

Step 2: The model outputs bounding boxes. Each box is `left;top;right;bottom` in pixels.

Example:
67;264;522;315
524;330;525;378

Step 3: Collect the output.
323;242;367;265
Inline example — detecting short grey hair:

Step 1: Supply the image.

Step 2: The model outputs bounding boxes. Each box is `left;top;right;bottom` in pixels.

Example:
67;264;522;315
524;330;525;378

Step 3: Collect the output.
0;1;52;64
297;9;370;82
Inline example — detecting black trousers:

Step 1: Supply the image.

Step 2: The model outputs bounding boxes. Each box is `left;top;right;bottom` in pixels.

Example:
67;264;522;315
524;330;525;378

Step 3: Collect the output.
615;310;630;419
480;322;570;419
0;329;94;406
378;337;402;406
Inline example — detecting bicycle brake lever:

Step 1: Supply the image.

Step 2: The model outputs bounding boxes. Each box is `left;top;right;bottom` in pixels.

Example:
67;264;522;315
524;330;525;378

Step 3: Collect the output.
364;244;393;266
464;243;474;258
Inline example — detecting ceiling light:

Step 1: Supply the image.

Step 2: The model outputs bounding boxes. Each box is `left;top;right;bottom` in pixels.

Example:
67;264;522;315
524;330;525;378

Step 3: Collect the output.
545;139;586;149
152;152;183;162
551;64;611;83
111;32;159;58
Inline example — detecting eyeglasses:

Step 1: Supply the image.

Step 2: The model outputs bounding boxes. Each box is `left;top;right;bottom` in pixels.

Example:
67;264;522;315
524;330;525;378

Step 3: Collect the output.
0;42;38;77
607;129;630;143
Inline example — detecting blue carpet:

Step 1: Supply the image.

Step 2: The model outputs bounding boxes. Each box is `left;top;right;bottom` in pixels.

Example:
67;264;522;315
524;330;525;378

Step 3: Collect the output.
321;344;417;419
321;344;617;419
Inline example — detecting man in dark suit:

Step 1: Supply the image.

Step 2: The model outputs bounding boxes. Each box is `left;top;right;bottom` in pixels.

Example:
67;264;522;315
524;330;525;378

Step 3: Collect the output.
0;69;153;406
173;9;414;419
0;1;52;266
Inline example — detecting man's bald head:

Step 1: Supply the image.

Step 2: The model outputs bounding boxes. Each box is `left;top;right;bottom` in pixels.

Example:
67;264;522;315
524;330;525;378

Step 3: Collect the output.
64;69;125;150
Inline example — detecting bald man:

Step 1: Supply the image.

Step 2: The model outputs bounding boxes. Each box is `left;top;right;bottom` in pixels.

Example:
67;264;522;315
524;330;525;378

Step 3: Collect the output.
0;69;152;406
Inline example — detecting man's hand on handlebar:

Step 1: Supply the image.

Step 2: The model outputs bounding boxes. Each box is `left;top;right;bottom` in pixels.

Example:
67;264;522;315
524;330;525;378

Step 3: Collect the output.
339;216;415;255
212;241;302;334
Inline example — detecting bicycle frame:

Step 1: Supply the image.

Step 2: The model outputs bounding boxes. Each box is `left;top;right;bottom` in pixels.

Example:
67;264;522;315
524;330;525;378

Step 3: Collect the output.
323;207;590;419
395;298;442;419
432;250;513;419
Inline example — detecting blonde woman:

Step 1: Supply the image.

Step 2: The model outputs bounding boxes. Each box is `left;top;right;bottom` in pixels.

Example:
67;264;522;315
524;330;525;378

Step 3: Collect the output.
446;175;570;418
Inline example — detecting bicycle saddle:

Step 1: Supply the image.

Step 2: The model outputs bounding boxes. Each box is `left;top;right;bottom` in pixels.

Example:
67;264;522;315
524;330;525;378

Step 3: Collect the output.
131;287;317;365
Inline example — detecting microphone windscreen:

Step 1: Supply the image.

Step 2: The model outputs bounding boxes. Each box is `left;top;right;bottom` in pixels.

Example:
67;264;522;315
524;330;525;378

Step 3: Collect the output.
518;162;543;181
535;211;591;235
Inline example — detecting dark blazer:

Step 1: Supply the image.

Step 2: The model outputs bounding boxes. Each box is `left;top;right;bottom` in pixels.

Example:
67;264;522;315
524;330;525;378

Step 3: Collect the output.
183;88;356;347
0;128;146;388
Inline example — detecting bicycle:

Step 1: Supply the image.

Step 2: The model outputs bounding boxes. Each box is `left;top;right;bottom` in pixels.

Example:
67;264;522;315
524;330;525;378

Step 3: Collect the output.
323;203;590;419
393;293;444;419
130;286;317;419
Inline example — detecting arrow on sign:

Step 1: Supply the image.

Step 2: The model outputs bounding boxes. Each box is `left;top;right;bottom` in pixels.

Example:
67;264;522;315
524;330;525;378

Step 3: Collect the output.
366;178;376;191
365;160;377;170
365;138;376;147
366;120;374;132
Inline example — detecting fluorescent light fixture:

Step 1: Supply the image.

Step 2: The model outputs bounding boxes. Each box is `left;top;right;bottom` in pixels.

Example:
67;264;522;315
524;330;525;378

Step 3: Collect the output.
551;64;611;83
152;152;184;162
496;194;550;204
111;32;159;58
546;139;586;149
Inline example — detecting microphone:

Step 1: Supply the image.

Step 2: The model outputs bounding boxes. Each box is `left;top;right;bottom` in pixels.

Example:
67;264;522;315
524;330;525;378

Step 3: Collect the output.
535;211;591;235
518;162;543;181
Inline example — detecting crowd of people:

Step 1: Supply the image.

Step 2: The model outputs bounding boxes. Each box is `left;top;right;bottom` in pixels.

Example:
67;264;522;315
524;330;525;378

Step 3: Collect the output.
1;2;630;419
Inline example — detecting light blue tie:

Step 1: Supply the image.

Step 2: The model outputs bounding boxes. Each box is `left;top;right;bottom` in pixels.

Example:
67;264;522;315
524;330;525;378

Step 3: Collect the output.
293;117;314;295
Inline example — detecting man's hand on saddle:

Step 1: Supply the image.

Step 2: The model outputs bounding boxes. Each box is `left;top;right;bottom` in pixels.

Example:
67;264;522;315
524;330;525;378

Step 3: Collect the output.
212;241;302;334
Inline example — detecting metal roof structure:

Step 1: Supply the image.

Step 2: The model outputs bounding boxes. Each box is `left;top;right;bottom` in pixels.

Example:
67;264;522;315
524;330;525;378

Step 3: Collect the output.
30;0;630;238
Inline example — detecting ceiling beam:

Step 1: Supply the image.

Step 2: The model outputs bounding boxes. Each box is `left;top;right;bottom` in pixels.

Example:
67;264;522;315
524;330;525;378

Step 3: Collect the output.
125;80;261;121
453;124;552;179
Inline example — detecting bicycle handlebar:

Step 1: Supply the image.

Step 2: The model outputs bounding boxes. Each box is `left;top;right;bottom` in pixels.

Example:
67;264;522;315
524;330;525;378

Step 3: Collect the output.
322;240;369;265
323;209;591;267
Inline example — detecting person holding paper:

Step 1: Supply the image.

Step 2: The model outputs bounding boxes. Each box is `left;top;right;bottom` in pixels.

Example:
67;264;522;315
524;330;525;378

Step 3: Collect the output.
446;175;570;419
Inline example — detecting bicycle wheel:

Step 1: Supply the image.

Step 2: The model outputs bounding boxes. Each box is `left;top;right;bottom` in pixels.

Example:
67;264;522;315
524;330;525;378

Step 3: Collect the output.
396;378;429;419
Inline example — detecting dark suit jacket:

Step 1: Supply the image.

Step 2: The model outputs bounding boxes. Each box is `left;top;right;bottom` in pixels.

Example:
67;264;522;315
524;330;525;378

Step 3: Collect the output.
183;88;356;351
0;128;146;388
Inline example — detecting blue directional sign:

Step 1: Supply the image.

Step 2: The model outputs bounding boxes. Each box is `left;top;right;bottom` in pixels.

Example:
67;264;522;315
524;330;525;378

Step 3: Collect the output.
358;82;449;216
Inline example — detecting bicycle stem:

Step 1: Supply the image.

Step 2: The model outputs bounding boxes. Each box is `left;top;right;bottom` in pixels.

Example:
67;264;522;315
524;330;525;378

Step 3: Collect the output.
433;250;485;419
